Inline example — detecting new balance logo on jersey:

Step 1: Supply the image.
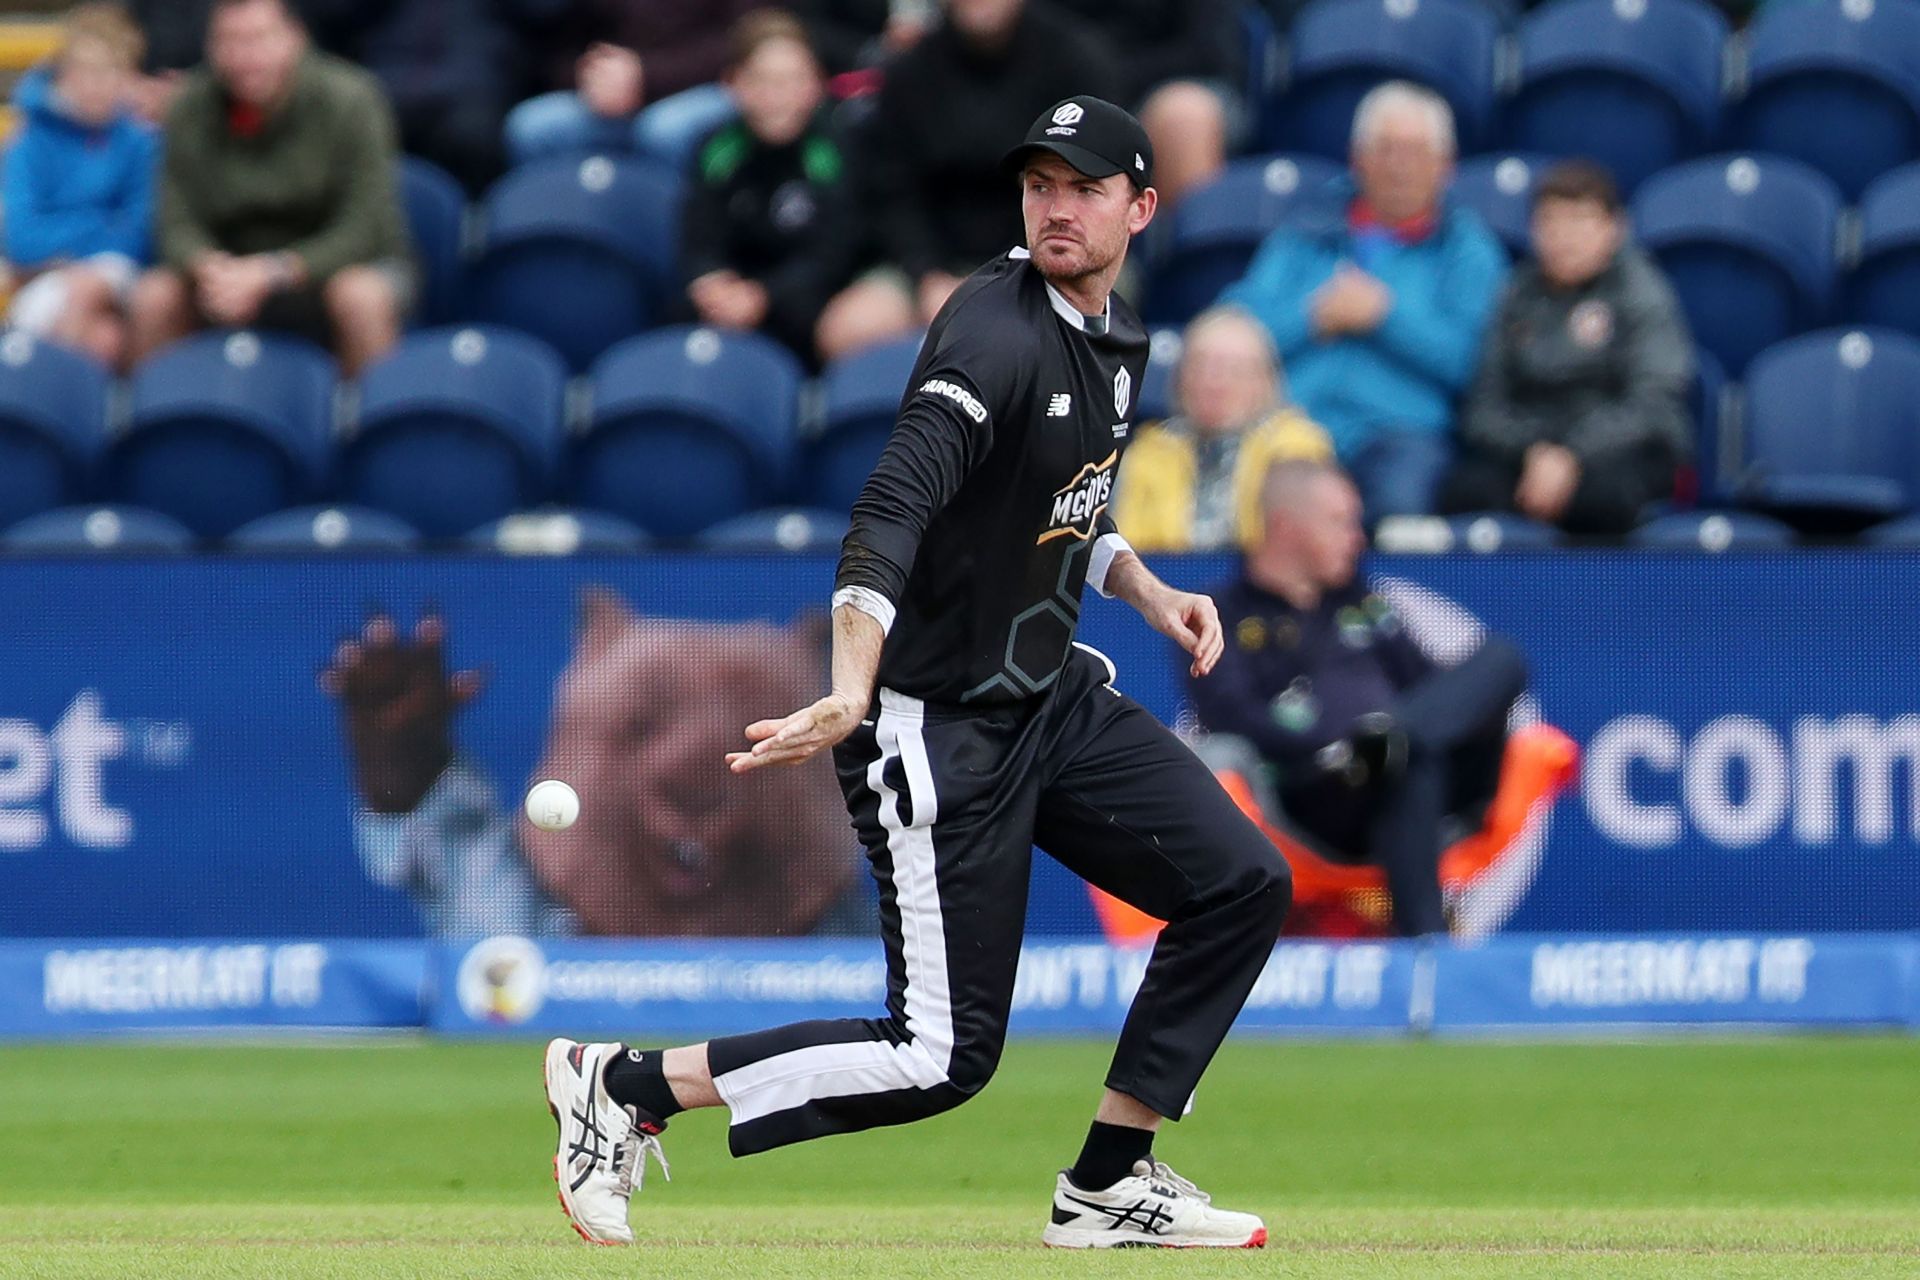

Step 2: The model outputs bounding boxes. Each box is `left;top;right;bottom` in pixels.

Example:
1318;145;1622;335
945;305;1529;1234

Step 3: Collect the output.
1038;451;1118;544
1047;393;1072;417
920;378;987;424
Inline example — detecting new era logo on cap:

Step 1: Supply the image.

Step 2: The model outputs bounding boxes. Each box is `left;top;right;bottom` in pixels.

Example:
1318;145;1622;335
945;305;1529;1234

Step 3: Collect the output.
1052;103;1085;127
1134;153;1144;171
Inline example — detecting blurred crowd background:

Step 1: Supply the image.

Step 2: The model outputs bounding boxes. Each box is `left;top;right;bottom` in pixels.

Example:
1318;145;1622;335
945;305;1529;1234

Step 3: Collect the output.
0;0;1917;555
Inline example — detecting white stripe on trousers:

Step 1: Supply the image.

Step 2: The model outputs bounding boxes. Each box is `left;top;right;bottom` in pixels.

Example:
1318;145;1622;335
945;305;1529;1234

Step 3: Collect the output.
712;688;956;1126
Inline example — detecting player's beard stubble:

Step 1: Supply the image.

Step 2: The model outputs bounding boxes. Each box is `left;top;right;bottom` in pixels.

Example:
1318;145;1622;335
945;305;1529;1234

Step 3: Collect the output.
1030;222;1126;289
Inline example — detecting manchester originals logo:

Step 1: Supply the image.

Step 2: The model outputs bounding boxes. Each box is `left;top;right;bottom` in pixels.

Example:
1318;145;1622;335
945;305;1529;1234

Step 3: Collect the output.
1037;451;1119;544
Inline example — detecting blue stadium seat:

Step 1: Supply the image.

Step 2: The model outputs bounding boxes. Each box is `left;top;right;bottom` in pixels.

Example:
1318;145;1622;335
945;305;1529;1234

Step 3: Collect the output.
574;326;803;537
1630;510;1797;549
227;504;422;551
1240;2;1281;104
109;332;336;538
464;507;652;553
2;504;195;553
467;153;682;370
0;334;110;529
1861;513;1920;546
1262;0;1502;157
804;334;922;513
1505;0;1727;193
1632;155;1841;372
698;507;852;551
1740;327;1920;521
1449;152;1559;257
1441;512;1566;550
398;155;467;327
1847;162;1920;338
1728;0;1920;200
1137;328;1184;424
341;326;568;538
1142;153;1345;326
1689;346;1731;501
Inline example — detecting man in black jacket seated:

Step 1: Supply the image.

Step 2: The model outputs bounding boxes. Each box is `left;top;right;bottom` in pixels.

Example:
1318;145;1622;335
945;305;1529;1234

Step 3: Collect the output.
1188;459;1527;936
1441;160;1693;535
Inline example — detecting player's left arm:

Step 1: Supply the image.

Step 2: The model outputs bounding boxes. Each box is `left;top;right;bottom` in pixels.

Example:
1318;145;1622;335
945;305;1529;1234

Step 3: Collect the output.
1095;523;1224;679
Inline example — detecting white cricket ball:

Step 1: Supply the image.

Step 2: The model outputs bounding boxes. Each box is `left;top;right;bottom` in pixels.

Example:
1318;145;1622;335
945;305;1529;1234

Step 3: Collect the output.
525;779;580;831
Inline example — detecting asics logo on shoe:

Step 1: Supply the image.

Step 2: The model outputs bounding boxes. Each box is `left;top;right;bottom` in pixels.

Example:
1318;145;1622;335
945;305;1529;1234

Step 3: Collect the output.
1059;1193;1175;1235
566;1091;608;1192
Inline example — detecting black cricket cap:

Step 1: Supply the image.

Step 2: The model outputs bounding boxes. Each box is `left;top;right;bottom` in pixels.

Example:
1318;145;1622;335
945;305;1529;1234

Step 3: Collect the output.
1002;95;1154;189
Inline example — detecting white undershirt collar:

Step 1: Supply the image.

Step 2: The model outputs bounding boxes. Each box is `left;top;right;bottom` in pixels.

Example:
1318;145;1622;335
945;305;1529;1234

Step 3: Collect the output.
1009;247;1111;335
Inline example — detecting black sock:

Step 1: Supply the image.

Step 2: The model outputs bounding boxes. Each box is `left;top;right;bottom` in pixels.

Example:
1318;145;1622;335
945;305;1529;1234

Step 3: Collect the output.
602;1047;684;1123
1070;1121;1154;1191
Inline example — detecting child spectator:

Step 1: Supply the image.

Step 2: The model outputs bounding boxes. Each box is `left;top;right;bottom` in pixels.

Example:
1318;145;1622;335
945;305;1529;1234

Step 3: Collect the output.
1442;160;1692;535
3;4;157;368
680;10;913;363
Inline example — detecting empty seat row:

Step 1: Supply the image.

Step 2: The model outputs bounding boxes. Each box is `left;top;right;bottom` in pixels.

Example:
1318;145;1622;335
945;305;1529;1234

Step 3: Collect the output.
1147;150;1920;376
1257;0;1920;198
0;325;917;542
400;152;683;369
0;503;852;554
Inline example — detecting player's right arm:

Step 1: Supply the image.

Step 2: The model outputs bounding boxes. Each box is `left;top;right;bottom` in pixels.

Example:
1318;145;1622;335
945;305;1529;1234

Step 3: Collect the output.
727;306;1010;772
726;603;885;772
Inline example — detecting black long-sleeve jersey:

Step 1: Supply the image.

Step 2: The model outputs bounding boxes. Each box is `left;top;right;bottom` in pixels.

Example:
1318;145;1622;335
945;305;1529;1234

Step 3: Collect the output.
835;248;1149;705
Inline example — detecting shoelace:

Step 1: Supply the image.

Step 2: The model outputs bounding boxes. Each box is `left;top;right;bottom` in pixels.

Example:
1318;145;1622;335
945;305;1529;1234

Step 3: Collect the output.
1135;1158;1211;1205
611;1121;672;1197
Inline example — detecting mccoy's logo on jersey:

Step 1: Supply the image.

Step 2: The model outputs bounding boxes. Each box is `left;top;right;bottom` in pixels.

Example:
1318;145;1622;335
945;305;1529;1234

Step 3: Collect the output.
920;377;987;424
1037;450;1119;544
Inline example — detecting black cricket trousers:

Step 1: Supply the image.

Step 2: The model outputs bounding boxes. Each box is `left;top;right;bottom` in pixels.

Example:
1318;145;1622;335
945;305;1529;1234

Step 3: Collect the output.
704;646;1292;1156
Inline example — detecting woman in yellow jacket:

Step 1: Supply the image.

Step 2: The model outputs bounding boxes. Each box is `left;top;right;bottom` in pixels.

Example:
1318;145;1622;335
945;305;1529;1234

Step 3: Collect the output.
1113;305;1334;551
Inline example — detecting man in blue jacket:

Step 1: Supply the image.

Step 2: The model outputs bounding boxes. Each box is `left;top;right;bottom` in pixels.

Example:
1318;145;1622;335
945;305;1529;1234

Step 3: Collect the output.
1222;81;1505;520
2;5;157;369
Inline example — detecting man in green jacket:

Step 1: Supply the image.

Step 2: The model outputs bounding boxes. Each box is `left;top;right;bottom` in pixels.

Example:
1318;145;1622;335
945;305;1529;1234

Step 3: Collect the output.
128;0;414;374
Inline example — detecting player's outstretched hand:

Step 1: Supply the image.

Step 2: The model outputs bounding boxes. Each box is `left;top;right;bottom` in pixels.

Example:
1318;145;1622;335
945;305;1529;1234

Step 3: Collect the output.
728;691;864;773
1149;588;1225;678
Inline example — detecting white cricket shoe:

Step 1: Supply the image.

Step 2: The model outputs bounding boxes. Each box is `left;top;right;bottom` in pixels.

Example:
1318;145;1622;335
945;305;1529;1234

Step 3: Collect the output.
543;1039;670;1245
1042;1158;1266;1249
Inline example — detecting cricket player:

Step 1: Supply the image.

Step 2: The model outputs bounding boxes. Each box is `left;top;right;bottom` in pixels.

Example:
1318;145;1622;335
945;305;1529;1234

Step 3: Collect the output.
543;96;1291;1249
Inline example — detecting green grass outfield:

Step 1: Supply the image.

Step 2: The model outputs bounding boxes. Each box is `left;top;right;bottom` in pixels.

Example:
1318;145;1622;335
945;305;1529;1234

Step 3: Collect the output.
1;1035;1916;1278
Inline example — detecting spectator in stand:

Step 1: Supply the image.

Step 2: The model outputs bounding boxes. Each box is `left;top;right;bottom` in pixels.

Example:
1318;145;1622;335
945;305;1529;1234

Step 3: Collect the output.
1112;306;1332;551
1223;82;1506;520
1048;0;1241;206
127;0;414;375
680;10;914;363
868;0;1121;325
505;0;765;171
125;0;209;121
794;0;916;76
1187;459;1526;937
2;4;157;368
302;0;544;194
1441;161;1691;535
